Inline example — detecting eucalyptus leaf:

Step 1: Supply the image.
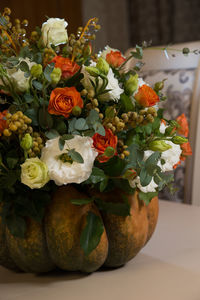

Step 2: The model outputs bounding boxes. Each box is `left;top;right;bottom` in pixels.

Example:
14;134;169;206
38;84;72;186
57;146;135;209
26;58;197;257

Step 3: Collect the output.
68;149;84;164
138;191;158;205
71;198;93;205
80;212;104;256
45;129;59;139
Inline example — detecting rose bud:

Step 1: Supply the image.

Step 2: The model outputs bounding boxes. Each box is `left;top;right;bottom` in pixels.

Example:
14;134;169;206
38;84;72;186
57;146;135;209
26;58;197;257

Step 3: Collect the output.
31;64;43;78
125;74;138;95
172;136;188;145
149;140;172;152
96;57;109;75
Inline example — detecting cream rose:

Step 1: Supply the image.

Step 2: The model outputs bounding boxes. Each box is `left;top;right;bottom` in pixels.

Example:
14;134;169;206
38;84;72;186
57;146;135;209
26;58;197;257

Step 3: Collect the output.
41;136;98;185
21;157;49;189
1;58;36;92
41;18;68;48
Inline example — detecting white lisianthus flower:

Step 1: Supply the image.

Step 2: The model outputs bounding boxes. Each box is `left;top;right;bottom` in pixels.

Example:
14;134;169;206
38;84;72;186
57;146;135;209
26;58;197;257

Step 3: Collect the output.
41;136;98;186
129;176;158;193
144;140;182;172
159;122;167;134
21;157;49;189
81;63;123;102
41;18;68;48
5;58;36;92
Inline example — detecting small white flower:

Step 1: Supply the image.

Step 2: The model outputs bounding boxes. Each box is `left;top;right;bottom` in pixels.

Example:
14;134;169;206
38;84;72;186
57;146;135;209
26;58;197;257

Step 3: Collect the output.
129;176;158;193
41;136;98;186
159;122;167;134
81;63;123;102
144;140;182;172
41;18;68;48
8;58;36;92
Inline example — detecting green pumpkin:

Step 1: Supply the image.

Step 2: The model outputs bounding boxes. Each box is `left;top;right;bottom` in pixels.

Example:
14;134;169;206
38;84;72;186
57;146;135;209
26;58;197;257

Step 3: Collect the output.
0;185;158;273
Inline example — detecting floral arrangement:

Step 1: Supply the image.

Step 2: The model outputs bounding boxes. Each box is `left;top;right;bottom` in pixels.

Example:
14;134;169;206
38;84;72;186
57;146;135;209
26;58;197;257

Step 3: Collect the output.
0;8;192;254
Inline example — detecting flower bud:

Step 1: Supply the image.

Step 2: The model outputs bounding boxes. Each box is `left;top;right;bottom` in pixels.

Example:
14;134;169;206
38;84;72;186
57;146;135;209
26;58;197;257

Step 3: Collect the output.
85;66;100;77
72;106;82;117
154;80;165;92
124;74;138;95
104;146;115;157
50;67;62;84
149;140;172;152
20;133;33;151
172;136;188;144
83;43;92;57
30;64;43;78
123;169;137;180
96;57;109;75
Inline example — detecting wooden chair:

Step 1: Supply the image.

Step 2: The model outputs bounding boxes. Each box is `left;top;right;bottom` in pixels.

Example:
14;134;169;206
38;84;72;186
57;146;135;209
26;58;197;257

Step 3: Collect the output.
125;42;200;205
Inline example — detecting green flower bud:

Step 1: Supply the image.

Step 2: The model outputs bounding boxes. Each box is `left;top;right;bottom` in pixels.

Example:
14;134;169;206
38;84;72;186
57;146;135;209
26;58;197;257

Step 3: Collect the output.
124;74;138;95
72;106;82;117
123;169;137;180
149;140;172;152
85;66;100;77
96;57;109;75
154;80;165;92
50;67;62;84
104;146;115;157
30;64;43;78
20;133;33;151
21;157;49;189
172;136;188;144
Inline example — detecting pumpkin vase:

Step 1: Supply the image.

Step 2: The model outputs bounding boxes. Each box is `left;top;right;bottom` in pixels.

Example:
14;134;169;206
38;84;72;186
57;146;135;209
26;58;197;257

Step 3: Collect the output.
0;185;159;273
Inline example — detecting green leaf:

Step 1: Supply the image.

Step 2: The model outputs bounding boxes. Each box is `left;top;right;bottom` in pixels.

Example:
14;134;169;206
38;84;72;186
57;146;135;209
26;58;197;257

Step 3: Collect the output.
105;106;115;119
54;119;67;134
24;93;34;104
25;108;38;126
86;109;100;125
44;63;54;82
45;129;59;139
6;157;18;169
95;197;130;216
145;152;161;168
32;80;43;91
101;156;126;177
71;198;93;205
38;108;53;129
120;93;134;112
93;122;105;136
140;168;152;187
68;149;84;163
62;134;74;140
6;214;26;238
80;212;104;256
88;167;106;184
138;191;158;205
75;118;89;131
19;61;30;73
58;137;65;151
99;176;109;192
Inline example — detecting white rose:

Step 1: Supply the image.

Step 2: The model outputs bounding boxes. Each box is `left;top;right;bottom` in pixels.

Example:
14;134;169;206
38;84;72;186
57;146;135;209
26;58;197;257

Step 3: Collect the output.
144;140;182;172
81;64;123;102
21;157;49;189
41;136;98;186
129;176;158;193
41;18;68;48
9;58;36;92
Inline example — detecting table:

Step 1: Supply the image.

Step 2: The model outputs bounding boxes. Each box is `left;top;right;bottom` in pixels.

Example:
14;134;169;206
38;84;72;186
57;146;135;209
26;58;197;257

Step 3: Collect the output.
1;200;200;300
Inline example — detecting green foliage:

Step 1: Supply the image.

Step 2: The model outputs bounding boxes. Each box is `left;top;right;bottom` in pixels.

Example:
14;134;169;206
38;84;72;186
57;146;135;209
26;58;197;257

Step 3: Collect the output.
80;212;104;256
138;191;158;205
68;149;84;164
120;93;134;112
71;198;93;205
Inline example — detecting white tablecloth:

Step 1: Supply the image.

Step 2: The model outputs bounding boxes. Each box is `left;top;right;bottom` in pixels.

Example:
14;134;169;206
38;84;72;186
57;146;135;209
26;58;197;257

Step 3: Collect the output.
1;200;200;300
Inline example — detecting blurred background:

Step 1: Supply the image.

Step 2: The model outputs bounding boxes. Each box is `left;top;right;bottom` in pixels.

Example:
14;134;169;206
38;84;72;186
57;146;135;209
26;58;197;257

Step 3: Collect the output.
1;0;200;52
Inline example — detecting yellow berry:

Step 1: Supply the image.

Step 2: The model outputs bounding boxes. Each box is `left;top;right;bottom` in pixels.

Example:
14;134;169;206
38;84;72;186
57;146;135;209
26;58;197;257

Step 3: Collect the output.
3;129;11;136
11;114;18;121
9;124;18;131
123;150;130;156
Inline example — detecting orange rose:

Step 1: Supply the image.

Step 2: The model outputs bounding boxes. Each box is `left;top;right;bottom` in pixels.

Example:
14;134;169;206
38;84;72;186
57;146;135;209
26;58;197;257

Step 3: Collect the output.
181;141;192;158
48;87;83;118
106;50;126;68
92;128;118;163
176;113;189;137
0;110;8;136
52;56;80;79
134;84;160;107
